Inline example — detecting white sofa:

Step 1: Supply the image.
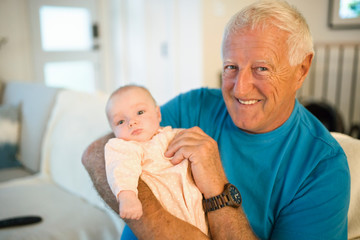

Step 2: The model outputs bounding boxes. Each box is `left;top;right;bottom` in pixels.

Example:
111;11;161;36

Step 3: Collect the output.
0;81;359;239
0;82;124;240
333;132;360;240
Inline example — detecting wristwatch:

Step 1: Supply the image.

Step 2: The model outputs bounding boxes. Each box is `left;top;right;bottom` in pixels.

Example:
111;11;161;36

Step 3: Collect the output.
202;183;242;213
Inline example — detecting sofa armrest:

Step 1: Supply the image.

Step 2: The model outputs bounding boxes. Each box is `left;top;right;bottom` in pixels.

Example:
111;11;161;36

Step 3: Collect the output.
331;132;360;239
2;82;59;173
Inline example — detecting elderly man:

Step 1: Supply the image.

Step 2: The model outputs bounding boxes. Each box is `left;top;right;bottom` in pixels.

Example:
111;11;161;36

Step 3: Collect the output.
82;0;350;239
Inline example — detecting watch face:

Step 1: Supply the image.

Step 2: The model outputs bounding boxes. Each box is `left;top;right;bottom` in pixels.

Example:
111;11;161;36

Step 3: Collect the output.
229;185;242;205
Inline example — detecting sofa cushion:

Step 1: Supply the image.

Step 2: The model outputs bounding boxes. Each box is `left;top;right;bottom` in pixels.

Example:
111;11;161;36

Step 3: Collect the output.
0;103;21;169
2;82;59;173
0;177;123;240
0;168;32;182
41;89;112;210
331;132;360;240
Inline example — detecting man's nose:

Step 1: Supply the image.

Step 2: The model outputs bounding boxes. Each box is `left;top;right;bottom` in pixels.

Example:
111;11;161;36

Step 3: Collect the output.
234;69;253;95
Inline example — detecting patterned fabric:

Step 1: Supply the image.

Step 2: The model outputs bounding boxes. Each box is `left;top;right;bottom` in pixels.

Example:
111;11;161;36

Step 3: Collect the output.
106;126;208;235
0;104;21;168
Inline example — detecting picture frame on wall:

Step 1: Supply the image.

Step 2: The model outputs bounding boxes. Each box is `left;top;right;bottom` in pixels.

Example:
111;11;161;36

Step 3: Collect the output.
328;0;360;29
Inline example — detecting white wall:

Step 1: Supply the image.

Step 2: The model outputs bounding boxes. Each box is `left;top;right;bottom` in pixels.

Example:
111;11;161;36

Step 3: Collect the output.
109;0;202;105
1;0;359;91
202;0;360;88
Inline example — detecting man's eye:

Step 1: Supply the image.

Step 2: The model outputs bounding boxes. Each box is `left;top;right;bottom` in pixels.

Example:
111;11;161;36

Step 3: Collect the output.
138;110;144;115
256;67;268;72
224;65;237;71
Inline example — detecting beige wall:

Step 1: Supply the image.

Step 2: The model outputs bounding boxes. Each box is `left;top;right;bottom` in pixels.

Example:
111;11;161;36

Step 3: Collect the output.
1;0;359;89
202;0;248;88
0;0;32;83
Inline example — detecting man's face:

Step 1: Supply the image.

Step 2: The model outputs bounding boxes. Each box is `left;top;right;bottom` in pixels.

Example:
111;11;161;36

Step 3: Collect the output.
221;26;305;134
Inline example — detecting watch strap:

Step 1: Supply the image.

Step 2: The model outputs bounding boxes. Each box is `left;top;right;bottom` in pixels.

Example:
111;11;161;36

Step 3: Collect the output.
202;193;230;212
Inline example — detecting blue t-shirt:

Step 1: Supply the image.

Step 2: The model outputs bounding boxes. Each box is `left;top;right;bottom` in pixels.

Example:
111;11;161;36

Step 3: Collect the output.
121;88;350;240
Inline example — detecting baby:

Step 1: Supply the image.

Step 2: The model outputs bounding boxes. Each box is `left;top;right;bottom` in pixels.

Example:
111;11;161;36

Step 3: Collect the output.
104;85;208;235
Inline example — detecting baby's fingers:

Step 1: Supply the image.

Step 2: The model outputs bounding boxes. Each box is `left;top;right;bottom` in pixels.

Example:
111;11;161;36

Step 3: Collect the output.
120;209;143;220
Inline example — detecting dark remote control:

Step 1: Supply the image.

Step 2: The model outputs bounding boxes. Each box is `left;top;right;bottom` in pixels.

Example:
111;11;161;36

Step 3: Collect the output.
0;216;42;228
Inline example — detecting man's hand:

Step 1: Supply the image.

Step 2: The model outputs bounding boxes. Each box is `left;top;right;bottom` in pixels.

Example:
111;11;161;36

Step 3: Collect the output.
165;127;258;240
118;191;143;220
165;127;228;198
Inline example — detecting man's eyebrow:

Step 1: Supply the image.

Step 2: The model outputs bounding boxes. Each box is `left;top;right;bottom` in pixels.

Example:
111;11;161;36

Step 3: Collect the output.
253;60;275;68
253;60;269;64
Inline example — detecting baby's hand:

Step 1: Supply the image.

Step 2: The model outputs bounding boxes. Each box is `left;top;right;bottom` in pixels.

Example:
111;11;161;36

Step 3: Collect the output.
118;190;143;220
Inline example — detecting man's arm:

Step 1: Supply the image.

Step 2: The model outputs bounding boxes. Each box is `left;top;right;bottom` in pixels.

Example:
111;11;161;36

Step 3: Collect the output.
82;133;118;212
82;133;208;240
166;127;258;240
207;206;257;239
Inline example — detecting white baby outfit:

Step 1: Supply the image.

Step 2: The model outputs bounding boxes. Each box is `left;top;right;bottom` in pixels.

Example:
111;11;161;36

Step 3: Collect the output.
105;126;208;235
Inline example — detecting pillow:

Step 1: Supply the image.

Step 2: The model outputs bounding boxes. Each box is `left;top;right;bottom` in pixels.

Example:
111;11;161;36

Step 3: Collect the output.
331;132;360;239
0;104;21;169
41;90;112;210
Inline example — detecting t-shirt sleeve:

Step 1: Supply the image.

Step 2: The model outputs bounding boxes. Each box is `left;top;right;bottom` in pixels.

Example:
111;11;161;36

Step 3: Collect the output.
160;89;203;128
271;150;350;240
104;138;143;199
160;88;226;134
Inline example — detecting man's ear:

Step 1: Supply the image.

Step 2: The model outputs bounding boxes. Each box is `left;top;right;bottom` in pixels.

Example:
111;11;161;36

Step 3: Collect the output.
295;53;314;90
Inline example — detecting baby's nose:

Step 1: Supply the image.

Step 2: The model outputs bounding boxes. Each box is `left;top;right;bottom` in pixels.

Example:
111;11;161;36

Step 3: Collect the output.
129;119;137;127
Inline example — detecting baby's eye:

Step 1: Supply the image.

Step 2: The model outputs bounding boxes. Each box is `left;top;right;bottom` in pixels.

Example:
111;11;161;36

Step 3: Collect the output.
118;120;124;125
138;110;144;115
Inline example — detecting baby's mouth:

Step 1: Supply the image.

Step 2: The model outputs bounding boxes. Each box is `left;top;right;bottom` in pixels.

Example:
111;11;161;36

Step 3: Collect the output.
131;129;143;135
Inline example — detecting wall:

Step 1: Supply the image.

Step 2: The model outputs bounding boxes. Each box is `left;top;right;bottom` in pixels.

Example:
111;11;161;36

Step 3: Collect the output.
109;0;203;104
202;0;360;88
1;0;359;90
0;0;202;105
0;0;32;82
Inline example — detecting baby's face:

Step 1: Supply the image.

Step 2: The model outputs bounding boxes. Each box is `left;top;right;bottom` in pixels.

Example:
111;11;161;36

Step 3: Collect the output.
107;87;161;142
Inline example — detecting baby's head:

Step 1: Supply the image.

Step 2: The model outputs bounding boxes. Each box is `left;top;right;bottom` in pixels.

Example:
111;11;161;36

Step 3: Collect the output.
106;85;161;142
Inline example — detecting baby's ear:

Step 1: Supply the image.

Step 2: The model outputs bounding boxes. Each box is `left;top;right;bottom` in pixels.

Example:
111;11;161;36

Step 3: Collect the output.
156;106;162;122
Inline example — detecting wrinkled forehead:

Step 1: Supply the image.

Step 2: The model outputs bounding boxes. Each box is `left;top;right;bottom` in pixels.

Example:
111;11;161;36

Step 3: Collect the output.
222;25;289;59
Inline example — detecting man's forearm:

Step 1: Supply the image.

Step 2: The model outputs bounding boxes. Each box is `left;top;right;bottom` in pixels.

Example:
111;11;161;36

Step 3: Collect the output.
82;133;119;212
128;180;209;240
208;207;258;240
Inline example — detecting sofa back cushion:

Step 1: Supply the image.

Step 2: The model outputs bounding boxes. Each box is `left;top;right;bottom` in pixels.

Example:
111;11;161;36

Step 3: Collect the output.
0;103;21;168
2;82;59;173
331;132;360;239
41;90;112;209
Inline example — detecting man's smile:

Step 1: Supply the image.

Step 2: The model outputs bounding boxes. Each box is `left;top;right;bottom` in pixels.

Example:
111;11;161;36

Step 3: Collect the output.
237;99;261;105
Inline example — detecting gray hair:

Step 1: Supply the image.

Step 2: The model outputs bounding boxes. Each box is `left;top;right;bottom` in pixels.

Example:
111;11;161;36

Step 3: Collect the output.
222;0;314;66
